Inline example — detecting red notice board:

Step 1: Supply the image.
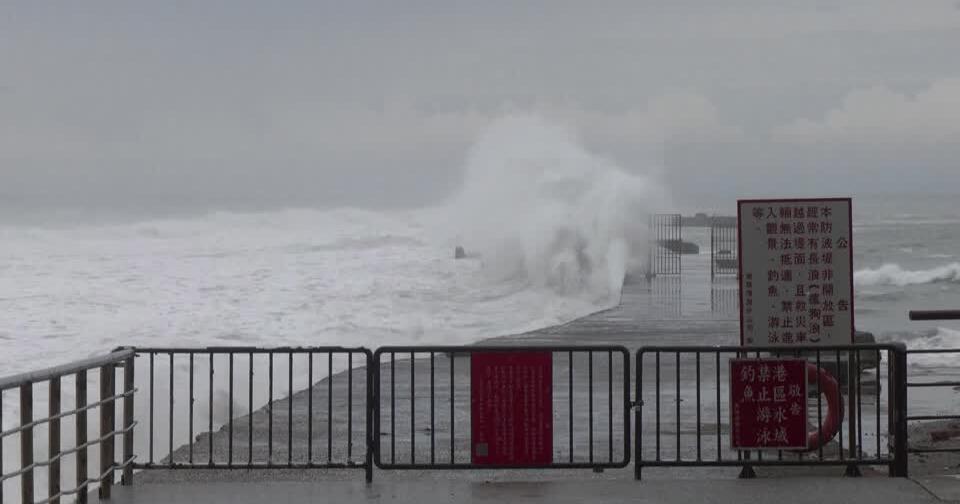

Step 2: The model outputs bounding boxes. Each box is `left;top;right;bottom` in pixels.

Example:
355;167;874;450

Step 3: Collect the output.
730;358;808;450
471;351;553;465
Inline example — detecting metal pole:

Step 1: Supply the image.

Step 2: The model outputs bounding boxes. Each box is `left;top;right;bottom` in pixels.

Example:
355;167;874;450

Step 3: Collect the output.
20;384;34;504
123;355;135;485
891;344;909;477
99;365;115;499
49;377;61;504
76;372;88;504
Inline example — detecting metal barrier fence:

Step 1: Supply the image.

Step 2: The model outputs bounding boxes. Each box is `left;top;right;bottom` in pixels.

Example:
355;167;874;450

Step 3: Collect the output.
710;222;738;279
649;214;683;277
904;348;960;456
132;347;373;481
372;346;631;470
0;348;136;504
634;344;908;479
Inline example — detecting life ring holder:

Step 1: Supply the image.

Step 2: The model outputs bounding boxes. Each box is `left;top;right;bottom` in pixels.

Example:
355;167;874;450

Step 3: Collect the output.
802;361;844;452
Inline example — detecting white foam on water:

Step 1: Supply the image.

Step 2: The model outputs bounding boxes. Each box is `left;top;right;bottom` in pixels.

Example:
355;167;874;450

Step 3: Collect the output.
854;262;960;287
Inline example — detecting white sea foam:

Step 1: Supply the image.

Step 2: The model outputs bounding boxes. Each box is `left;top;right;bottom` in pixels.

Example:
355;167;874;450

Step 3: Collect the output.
854;262;960;287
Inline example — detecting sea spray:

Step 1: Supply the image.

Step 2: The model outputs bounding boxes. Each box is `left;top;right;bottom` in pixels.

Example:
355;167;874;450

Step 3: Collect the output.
451;114;670;303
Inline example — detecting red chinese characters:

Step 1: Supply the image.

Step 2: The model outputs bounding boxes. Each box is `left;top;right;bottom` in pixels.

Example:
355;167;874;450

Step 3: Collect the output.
730;359;808;449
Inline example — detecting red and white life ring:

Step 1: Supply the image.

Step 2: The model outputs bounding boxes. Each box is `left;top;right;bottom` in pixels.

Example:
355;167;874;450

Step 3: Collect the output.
803;362;843;451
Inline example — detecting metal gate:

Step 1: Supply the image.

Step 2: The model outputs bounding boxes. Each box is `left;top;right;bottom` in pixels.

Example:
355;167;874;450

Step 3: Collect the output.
132;347;374;481
710;220;738;279
372;346;631;471
634;343;908;479
648;214;683;277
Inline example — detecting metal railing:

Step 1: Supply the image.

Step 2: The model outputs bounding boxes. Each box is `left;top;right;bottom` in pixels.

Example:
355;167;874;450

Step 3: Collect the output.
648;214;683;277
710;222;738;279
132;347;373;481
634;344;908;479
0;348;136;504
904;347;960;456
372;346;631;471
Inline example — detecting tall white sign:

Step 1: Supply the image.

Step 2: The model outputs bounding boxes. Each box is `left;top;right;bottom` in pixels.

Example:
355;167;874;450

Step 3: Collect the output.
738;198;854;346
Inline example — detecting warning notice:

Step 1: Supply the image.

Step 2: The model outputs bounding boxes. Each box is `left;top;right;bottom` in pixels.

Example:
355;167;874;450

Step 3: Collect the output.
730;358;808;450
738;198;854;346
471;352;553;465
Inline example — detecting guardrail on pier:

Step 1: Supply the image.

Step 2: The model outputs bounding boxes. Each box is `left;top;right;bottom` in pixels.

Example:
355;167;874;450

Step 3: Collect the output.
0;348;136;504
372;346;632;471
131;347;374;481
634;343;908;479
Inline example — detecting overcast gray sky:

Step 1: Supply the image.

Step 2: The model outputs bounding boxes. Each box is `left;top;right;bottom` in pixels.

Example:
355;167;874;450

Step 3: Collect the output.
2;1;959;217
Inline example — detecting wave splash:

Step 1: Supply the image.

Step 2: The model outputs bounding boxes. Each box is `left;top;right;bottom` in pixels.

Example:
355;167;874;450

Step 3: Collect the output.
451;115;669;303
854;262;960;287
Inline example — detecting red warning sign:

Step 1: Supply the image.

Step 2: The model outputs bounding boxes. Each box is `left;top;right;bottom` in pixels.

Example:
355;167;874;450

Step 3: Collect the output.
730;358;808;450
471;351;553;465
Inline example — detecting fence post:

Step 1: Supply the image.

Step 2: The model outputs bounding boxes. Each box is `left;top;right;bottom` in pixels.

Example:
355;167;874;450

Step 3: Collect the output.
123;355;135;485
76;372;88;504
99;365;115;499
49;377;62;504
19;384;33;504
890;344;908;477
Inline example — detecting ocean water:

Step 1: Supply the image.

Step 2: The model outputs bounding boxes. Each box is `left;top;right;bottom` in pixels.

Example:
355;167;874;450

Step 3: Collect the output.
0;116;669;496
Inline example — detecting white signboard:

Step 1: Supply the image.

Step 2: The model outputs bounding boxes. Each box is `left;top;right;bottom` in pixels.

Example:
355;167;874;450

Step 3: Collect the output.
738;198;854;346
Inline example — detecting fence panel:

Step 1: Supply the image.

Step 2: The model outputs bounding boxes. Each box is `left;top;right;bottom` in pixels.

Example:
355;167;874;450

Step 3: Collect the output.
373;346;631;470
0;349;136;504
710;222;738;279
635;344;907;479
132;347;373;481
648;214;683;277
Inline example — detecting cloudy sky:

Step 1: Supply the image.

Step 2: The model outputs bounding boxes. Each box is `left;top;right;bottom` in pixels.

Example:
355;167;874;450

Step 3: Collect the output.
2;1;959;216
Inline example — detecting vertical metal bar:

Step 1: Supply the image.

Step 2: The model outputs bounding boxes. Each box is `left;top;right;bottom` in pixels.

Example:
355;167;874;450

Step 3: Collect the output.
836;349;844;461
49;377;61;504
327;352;333;464
391;353;396;465
76;372;88;504
816;350;823;460
149;352;154;465
450;352;455;464
209;353;214;465
891;345;908;477
695;351;701;461
856;349;863;460
170;353;175;466
20;383;33;504
0;390;3;504
411;352;415;464
876;348;881;459
716;352;721;461
267;353;273;463
608;350;613;463
288;352;293;467
635;352;643;480
348;352;354;462
308;352;313;463
189;353;194;465
569;350;574;463
228;353;233;466
675;351;681;462
365;351;374;482
589;351;594;464
430;352;435;465
122;355;135;485
99;365;114;499
249;352;254;465
655;351;660;461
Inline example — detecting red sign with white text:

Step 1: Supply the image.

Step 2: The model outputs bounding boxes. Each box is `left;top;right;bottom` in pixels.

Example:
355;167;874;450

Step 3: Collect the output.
730;358;808;450
471;352;553;465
